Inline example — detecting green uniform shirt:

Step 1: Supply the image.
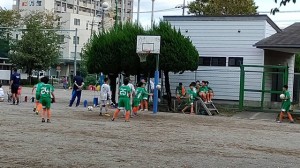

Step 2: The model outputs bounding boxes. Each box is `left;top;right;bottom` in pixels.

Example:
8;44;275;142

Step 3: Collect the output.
188;89;197;102
37;84;54;99
35;82;44;100
35;82;44;93
281;90;291;112
135;87;147;100
200;86;208;92
119;85;131;98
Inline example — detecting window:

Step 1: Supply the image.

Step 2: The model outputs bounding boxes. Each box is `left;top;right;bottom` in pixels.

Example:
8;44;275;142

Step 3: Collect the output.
74;18;80;25
228;57;243;67
59;35;65;43
199;57;226;66
67;4;73;9
211;57;226;66
36;1;42;6
73;36;79;44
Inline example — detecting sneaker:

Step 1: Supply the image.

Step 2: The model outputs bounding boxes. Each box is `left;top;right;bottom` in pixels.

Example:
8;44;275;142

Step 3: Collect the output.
277;121;282;123
47;119;51;123
42;118;45;123
144;109;148;111
35;111;39;115
290;121;295;123
125;120;130;122
99;112;103;116
111;118;115;121
33;108;36;112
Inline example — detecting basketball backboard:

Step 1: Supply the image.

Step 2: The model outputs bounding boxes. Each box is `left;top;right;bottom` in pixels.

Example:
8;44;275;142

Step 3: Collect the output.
136;35;161;54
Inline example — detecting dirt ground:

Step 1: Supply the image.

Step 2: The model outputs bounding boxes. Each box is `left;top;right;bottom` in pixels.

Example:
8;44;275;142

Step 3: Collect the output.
1;86;300;168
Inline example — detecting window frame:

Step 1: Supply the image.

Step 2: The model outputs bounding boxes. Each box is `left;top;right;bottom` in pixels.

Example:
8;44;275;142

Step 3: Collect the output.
228;57;243;67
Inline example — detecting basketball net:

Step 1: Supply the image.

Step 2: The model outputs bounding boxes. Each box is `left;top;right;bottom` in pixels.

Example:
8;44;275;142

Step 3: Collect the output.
137;50;151;63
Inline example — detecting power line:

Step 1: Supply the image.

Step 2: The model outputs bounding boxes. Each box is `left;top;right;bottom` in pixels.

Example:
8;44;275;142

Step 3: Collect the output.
131;7;300;14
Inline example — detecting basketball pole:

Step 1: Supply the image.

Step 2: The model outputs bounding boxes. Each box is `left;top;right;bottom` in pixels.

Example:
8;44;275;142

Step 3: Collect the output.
153;54;159;113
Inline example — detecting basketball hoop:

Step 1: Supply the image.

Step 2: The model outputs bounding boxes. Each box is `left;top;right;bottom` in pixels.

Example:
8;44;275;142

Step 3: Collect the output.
137;50;151;62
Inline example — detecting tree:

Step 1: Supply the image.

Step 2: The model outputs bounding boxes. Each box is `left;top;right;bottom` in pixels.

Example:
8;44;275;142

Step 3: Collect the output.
9;11;61;83
188;0;258;15
149;22;199;110
83;23;145;103
0;9;20;58
188;0;210;15
271;0;297;14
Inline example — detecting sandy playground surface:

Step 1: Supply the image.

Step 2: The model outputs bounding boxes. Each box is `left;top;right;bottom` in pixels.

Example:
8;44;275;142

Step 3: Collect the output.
1;86;300;168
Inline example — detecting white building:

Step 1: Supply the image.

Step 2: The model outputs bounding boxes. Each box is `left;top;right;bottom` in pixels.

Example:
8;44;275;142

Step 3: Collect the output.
12;0;134;77
163;15;296;105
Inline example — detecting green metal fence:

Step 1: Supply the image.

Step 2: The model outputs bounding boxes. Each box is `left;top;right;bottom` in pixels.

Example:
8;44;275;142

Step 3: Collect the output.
239;65;289;111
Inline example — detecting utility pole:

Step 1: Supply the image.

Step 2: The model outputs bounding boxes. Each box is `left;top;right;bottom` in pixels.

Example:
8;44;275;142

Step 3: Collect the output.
121;0;125;24
182;0;186;16
137;0;140;25
151;0;155;28
115;0;118;27
102;8;105;31
74;28;78;76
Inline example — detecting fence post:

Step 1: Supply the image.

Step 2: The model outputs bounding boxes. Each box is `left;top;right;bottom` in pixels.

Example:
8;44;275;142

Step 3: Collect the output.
261;70;266;110
239;65;245;111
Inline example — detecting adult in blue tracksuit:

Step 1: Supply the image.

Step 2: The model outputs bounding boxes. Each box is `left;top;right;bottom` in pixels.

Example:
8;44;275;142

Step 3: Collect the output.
10;68;21;105
69;72;84;107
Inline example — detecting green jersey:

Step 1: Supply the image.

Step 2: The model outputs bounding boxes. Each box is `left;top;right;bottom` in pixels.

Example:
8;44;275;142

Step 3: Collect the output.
200;86;208;92
119;85;131;98
37;84;54;99
35;82;44;92
283;91;291;103
135;87;147;100
188;89;197;101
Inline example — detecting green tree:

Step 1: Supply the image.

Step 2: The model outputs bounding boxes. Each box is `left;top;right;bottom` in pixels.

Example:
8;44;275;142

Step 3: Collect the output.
83;23;145;103
148;21;199;110
188;0;210;15
188;0;258;15
9;11;61;83
0;9;20;58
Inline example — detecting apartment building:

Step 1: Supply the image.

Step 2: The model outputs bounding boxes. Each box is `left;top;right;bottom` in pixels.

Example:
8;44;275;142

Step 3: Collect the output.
12;0;134;77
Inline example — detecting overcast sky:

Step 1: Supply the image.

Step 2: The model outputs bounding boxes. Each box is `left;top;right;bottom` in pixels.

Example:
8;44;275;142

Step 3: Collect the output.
1;0;300;28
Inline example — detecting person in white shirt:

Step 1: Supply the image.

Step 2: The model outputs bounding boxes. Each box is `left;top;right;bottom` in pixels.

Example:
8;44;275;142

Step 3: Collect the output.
0;83;4;102
99;78;111;116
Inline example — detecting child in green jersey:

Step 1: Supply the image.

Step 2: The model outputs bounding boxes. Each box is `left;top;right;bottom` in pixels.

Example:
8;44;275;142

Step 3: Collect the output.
37;77;55;123
199;81;208;103
112;78;132;122
278;85;294;123
182;83;197;115
133;82;153;115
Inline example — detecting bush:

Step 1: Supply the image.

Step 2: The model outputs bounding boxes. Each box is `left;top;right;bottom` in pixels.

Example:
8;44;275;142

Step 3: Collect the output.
83;75;97;90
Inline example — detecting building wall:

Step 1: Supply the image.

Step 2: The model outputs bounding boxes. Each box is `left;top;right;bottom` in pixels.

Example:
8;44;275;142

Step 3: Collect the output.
165;19;275;101
265;21;277;38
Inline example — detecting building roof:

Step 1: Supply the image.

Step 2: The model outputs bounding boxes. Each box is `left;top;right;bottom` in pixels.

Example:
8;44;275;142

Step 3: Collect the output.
163;15;281;33
254;22;300;51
